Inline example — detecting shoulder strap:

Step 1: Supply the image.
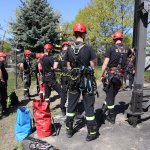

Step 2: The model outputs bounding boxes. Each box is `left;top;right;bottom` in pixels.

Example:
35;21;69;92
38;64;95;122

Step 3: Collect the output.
60;51;67;61
71;42;86;55
70;42;86;62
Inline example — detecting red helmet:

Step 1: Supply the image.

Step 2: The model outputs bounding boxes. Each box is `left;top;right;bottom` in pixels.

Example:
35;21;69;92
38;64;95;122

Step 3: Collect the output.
62;42;70;47
24;50;31;56
0;52;7;57
73;23;87;33
113;31;123;40
44;44;53;50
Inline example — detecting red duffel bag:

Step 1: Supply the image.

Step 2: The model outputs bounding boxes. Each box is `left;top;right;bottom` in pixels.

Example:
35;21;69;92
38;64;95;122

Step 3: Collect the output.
33;99;52;137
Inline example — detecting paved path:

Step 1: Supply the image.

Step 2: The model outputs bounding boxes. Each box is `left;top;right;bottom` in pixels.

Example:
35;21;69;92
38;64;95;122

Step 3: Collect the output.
24;82;150;150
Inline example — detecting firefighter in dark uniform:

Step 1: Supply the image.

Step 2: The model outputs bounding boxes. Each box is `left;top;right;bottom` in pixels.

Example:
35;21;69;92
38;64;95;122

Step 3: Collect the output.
124;52;135;89
42;44;62;102
35;53;41;94
35;53;44;94
54;42;70;116
65;23;98;141
0;52;8;118
36;53;44;98
100;31;131;124
20;50;32;100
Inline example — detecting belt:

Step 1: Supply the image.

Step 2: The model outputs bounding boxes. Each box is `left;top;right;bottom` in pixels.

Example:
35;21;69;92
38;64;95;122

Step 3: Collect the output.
44;72;52;76
24;71;30;74
109;67;124;75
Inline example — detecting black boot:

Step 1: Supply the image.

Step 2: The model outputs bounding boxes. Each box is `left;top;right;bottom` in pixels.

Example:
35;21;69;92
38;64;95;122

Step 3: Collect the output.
101;103;108;114
101;103;108;123
86;126;98;142
66;122;73;138
37;86;40;94
0;104;2;119
106;109;115;124
2;108;9;116
24;90;30;100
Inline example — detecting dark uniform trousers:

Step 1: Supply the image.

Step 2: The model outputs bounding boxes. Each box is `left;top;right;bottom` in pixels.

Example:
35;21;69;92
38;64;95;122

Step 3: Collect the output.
105;83;119;110
23;73;31;97
60;76;68;111
124;70;134;89
66;88;97;127
0;83;7;112
35;72;40;93
128;73;134;89
105;73;122;112
44;74;62;101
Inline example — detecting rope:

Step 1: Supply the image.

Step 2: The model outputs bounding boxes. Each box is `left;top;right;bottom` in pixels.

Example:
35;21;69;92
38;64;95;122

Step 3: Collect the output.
55;68;81;81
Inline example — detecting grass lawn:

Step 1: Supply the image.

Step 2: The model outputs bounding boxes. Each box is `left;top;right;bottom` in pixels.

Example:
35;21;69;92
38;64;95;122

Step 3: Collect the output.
7;72;16;94
144;70;150;81
95;66;101;79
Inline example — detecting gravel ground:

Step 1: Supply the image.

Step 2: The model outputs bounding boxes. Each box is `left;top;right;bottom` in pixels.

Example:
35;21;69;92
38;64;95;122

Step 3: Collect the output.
1;81;150;150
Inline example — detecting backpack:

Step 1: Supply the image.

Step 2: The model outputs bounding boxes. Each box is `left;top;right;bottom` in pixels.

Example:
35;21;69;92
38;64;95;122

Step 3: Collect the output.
15;107;32;141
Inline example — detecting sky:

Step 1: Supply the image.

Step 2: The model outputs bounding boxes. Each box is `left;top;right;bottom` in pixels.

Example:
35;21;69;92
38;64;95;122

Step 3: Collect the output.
0;0;90;39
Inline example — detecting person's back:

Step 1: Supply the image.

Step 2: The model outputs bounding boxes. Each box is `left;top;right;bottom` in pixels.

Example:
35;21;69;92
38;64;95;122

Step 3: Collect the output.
100;31;133;124
106;44;129;70
42;54;54;74
65;23;98;142
67;42;96;68
54;42;70;116
42;44;62;102
20;50;32;100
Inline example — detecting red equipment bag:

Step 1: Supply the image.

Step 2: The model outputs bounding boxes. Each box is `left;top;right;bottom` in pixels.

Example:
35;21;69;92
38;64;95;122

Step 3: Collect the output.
33;99;52;137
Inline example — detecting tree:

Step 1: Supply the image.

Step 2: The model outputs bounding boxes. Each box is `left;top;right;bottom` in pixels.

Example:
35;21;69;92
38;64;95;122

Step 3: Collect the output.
9;0;60;52
3;41;12;53
70;0;134;50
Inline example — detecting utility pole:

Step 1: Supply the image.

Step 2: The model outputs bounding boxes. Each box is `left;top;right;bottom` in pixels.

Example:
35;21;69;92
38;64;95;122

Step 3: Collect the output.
128;0;150;127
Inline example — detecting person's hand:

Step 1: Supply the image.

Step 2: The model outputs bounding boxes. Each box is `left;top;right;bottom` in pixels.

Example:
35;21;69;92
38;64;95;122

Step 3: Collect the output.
45;99;50;105
100;74;105;81
67;66;72;71
0;79;5;83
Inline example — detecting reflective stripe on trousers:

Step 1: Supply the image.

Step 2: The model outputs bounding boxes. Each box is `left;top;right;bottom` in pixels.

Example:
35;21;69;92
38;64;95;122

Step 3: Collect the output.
107;105;114;109
24;89;28;91
86;116;95;121
66;112;75;117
